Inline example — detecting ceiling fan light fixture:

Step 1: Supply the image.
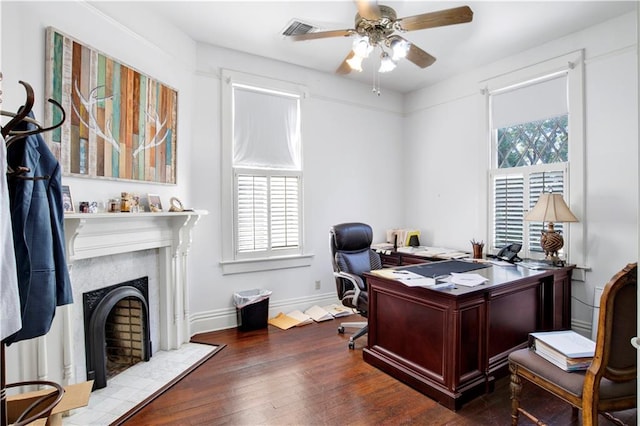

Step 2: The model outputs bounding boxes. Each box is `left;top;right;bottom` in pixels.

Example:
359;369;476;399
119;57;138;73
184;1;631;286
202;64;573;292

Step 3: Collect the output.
346;54;364;72
378;52;397;73
389;37;410;61
352;35;373;58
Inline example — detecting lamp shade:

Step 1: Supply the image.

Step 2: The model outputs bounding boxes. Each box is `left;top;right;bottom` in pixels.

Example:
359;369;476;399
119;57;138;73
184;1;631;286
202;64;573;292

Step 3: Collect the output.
524;193;579;223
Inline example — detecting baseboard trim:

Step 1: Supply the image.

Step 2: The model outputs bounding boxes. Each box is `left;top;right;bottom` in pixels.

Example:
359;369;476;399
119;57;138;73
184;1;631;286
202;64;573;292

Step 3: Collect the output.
571;318;592;338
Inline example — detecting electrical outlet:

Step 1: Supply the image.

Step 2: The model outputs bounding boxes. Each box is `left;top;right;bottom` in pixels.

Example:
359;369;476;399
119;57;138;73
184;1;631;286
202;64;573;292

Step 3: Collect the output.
314;280;321;290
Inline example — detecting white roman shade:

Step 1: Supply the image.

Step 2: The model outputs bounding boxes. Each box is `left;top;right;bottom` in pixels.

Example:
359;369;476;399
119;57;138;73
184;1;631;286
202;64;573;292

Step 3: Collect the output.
491;74;568;129
233;86;301;170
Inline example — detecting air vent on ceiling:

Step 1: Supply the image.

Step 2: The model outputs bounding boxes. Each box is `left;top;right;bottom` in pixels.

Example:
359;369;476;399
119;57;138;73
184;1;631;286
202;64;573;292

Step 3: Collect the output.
282;20;317;37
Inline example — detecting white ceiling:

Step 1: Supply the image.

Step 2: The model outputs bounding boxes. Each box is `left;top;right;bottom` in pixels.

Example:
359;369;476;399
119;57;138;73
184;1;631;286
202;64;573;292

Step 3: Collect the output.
142;1;636;93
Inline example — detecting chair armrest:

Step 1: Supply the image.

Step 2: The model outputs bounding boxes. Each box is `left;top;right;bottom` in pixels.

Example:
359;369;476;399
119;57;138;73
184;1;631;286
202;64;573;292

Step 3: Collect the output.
334;271;364;306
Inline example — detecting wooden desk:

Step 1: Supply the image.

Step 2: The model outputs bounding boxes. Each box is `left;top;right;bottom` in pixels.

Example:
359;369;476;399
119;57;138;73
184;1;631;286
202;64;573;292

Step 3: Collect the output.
363;263;573;411
377;249;467;267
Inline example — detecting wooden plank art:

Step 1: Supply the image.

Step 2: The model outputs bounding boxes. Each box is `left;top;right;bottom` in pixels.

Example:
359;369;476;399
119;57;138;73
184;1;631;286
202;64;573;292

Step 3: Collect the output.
44;27;177;184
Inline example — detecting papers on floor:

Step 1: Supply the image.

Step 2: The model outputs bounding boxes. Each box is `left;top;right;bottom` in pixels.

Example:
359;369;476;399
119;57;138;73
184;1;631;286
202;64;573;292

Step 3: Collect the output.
321;304;353;318
304;305;334;322
529;330;595;371
268;304;355;330
449;273;488;287
268;310;312;330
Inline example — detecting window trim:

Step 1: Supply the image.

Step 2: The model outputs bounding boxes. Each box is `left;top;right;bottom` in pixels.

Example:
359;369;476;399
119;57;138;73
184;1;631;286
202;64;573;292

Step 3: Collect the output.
482;50;585;265
221;69;310;274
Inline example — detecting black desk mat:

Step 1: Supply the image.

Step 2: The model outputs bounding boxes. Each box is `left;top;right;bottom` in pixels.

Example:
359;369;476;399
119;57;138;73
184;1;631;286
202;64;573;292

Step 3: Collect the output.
404;260;490;278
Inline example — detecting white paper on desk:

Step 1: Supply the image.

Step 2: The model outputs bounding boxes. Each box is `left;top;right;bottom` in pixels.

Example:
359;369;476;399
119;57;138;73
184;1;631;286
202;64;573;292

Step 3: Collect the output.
394;271;436;287
450;273;488;287
488;259;517;267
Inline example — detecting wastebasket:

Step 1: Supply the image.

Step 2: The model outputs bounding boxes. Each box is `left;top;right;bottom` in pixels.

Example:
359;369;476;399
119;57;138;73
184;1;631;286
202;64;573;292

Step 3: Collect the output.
233;289;272;331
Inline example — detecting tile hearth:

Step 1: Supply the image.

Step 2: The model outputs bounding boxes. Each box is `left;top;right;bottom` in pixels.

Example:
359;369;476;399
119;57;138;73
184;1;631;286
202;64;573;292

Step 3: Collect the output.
64;342;216;425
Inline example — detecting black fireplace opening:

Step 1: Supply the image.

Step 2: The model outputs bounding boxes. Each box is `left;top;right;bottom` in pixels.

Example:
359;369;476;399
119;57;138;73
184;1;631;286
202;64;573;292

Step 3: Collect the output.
83;277;152;390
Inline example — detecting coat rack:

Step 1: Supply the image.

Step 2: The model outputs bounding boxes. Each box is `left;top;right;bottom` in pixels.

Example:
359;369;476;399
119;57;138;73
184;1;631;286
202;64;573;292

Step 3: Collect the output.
1;78;66;426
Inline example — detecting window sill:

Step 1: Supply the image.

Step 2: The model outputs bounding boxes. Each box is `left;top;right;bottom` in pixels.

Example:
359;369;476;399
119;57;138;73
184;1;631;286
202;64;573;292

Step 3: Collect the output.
220;253;314;275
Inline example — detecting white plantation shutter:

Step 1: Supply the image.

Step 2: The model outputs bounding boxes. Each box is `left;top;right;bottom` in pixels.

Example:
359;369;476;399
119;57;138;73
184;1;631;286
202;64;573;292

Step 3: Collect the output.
493;174;524;248
491;166;568;257
270;176;300;249
236;175;268;253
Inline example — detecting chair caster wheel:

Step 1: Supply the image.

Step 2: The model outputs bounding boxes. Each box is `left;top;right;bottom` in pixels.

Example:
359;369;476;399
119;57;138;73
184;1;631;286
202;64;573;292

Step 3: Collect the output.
338;326;345;334
348;341;355;350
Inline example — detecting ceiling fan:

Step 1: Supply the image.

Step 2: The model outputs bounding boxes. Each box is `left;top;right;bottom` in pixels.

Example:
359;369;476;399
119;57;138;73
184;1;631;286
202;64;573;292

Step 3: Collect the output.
288;1;473;75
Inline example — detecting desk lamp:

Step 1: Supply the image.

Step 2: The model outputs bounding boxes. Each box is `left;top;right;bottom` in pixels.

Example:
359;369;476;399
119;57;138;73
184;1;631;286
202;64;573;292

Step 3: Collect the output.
524;192;578;265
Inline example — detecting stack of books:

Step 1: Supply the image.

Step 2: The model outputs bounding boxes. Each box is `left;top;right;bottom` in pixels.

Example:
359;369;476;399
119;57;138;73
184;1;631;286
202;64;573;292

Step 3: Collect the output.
529;330;596;372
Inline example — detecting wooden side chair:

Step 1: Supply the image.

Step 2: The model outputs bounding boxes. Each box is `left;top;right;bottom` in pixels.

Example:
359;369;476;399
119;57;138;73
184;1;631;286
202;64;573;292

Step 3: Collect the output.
508;262;637;426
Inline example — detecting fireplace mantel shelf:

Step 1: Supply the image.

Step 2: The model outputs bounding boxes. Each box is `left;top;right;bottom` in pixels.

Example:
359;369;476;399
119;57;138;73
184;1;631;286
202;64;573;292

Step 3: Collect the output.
64;210;208;261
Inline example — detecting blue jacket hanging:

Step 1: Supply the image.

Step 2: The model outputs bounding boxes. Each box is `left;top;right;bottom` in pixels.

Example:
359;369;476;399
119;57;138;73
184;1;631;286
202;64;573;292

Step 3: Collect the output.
5;116;73;345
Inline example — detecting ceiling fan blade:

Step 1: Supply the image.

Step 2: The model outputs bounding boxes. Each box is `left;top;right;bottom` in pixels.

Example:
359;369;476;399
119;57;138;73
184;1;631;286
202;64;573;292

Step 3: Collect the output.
355;0;382;20
396;5;473;32
336;51;355;75
406;43;436;69
291;29;354;41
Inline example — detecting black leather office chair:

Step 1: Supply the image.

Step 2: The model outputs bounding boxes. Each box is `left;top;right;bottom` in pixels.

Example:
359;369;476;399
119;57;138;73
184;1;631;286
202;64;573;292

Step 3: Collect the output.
330;222;382;349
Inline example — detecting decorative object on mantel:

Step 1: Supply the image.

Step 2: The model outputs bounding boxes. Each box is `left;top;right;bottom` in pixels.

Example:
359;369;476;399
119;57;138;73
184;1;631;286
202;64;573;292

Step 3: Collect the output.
108;198;120;213
524;191;579;266
169;197;193;212
44;27;178;184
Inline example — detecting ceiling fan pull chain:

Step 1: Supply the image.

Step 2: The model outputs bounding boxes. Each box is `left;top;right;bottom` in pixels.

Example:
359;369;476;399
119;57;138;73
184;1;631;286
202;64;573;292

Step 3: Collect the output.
372;59;381;96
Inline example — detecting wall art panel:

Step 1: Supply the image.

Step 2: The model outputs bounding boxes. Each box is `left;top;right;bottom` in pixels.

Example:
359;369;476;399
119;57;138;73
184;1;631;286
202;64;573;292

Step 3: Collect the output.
45;27;177;184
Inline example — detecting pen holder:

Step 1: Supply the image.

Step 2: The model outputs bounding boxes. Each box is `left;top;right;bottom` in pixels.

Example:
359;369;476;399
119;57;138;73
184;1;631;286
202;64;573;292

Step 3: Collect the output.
472;243;484;259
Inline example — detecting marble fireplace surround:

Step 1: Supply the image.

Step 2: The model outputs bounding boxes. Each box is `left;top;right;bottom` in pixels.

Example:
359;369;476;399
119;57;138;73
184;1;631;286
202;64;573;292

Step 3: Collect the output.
59;211;206;385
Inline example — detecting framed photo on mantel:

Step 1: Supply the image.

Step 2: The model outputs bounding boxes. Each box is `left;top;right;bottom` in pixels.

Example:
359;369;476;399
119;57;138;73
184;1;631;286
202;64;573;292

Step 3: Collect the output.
147;194;163;212
62;185;74;213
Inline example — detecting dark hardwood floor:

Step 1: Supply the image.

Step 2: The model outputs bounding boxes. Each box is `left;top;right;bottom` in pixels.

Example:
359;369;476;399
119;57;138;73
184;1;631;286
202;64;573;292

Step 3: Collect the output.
121;315;636;425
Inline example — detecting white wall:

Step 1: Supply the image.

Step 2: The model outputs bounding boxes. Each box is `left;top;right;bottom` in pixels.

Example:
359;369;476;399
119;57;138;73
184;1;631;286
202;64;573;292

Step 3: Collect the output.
403;11;638;335
188;44;405;332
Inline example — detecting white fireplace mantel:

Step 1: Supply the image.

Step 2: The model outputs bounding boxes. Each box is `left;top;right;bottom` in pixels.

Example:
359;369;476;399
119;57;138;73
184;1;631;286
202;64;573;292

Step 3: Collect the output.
58;210;207;384
64;211;204;261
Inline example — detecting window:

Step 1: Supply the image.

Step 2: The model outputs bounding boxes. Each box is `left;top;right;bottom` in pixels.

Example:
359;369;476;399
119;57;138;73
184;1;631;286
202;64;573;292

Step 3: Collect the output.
221;70;309;273
487;64;581;260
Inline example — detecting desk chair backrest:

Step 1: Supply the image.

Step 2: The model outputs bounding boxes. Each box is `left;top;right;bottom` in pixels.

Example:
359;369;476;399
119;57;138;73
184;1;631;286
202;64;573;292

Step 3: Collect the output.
583;262;637;420
330;223;381;313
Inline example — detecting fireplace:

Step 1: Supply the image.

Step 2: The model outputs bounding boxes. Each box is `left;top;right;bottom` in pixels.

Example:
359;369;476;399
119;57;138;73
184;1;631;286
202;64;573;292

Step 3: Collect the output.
83;277;152;390
3;212;205;389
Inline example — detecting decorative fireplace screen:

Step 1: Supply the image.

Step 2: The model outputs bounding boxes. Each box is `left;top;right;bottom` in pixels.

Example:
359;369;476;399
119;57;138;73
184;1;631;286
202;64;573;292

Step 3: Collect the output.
83;277;152;389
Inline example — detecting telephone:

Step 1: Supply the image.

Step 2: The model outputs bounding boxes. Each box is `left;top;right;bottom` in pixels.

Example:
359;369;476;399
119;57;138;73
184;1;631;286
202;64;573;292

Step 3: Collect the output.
496;243;522;263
